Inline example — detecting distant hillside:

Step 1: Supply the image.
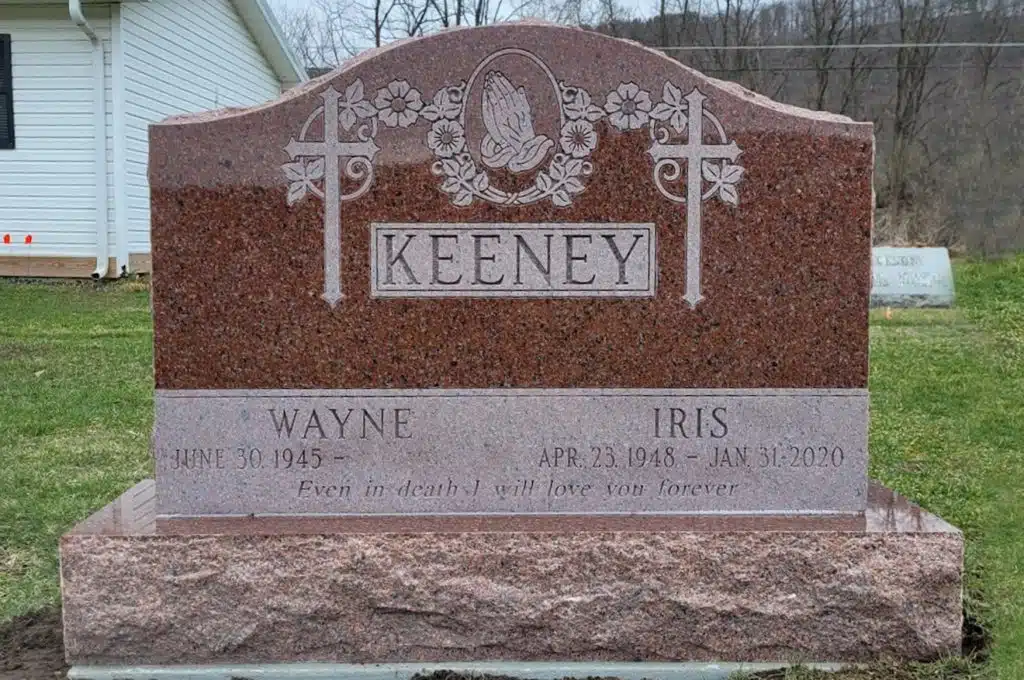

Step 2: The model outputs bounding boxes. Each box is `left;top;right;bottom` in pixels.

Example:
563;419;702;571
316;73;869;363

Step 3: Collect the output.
591;5;1024;252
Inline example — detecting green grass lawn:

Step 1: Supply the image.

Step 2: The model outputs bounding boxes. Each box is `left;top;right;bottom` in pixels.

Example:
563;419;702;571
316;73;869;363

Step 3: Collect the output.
1;259;1023;679
0;281;153;620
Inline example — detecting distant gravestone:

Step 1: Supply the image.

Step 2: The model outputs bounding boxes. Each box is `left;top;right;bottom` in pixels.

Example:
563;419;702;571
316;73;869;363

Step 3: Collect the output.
871;247;954;307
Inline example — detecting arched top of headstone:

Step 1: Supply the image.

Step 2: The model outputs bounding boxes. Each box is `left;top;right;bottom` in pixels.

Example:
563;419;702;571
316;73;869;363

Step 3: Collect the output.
151;21;872;197
158;21;868;139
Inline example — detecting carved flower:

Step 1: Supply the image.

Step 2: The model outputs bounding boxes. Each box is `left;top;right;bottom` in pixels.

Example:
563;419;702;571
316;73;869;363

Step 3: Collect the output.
282;158;325;205
702;160;744;206
427;119;466;158
650;81;688;134
604;83;653;131
374;80;423;128
559;120;597;158
563;87;605;122
421;85;464;122
338;79;377;131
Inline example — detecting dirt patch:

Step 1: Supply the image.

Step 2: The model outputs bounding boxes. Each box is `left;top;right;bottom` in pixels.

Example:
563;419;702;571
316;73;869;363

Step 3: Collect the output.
0;608;67;680
963;609;992;661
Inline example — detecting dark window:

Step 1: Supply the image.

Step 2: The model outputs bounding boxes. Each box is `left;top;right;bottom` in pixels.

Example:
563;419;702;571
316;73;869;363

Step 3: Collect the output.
0;35;13;149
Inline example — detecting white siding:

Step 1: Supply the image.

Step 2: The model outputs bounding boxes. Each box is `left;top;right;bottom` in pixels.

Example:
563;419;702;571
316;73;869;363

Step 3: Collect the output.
0;5;112;259
121;0;281;257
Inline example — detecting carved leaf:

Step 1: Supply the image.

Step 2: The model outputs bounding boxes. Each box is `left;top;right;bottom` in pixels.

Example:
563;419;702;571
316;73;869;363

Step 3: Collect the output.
421;105;441;122
422;88;461;122
459;160;477;181
565;89;605;122
650;102;675;121
535;172;553;193
440;158;461;177
564;158;584;177
718;183;739;206
549;162;566;182
441;177;462;193
551;189;572;207
563;176;585;194
651;82;687;133
287;181;307;205
453;188;474;206
701;160;722;183
670;110;687;134
282;162;306;182
306;158;326;181
720;164;745;184
339;107;357;132
584;104;605;122
353;100;377;119
662;80;683;107
564;90;584;120
345;79;365;104
473;172;489;191
651;102;687;133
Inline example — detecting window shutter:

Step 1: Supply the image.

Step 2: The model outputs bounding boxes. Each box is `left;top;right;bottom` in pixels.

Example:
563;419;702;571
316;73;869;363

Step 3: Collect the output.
0;35;13;150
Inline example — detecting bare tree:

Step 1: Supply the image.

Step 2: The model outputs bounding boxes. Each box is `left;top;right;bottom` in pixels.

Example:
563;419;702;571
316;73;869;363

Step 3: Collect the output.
971;0;1012;98
660;0;670;44
544;0;601;26
698;0;764;88
798;0;852;109
836;0;879;116
885;0;953;234
597;0;633;35
275;0;362;66
275;0;552;65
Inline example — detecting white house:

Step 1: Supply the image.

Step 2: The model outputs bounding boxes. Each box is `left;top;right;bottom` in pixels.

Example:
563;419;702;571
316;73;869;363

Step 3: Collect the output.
0;0;306;277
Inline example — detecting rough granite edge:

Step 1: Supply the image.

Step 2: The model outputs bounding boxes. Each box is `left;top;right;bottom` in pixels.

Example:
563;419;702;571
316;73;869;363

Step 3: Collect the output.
60;483;963;667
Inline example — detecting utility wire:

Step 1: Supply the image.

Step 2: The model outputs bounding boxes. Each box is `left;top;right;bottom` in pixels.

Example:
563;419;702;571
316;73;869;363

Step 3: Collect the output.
693;64;1023;72
657;41;1024;50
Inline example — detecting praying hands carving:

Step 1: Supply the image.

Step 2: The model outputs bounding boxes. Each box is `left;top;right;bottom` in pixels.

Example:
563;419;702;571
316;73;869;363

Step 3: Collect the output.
480;71;554;173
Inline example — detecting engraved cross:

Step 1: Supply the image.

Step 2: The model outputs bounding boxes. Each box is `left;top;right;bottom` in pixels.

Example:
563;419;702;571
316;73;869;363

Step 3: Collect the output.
286;87;380;306
647;89;741;308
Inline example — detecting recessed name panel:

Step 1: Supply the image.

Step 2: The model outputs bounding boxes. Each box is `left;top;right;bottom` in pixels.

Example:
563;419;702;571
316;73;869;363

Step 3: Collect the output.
155;388;867;517
370;223;656;297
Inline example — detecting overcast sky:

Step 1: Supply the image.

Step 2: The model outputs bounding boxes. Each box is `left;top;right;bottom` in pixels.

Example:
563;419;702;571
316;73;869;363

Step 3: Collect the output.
271;0;660;25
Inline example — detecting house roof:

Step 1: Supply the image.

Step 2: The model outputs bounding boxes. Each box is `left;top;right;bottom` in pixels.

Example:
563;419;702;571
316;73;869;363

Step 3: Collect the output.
230;0;308;89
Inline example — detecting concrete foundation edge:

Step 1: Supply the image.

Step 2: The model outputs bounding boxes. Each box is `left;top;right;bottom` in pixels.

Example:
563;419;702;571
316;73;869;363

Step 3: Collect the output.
66;661;848;680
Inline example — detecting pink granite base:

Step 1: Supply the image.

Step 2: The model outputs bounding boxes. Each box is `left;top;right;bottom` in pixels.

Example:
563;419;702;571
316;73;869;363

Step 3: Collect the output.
60;481;963;666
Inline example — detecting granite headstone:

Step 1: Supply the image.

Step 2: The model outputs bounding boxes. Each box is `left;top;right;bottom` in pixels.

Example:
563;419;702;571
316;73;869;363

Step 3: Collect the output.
59;24;964;671
149;23;874;519
871;246;955;307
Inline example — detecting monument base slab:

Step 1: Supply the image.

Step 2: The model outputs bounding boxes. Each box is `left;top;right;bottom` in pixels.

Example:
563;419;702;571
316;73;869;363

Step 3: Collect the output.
60;481;963;667
66;661;847;680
